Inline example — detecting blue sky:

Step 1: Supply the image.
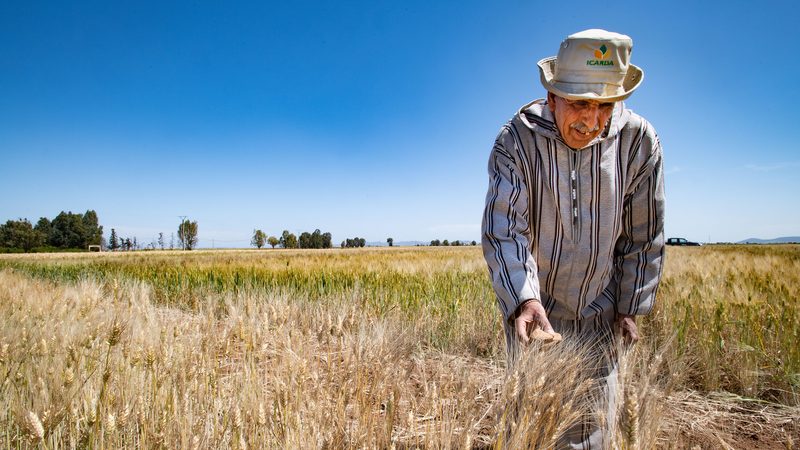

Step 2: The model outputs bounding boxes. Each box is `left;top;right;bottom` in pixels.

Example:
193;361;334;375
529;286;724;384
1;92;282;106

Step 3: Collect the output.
2;0;798;246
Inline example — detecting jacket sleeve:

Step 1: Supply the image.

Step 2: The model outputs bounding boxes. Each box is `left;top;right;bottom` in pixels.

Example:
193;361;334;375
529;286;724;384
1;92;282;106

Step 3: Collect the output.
481;128;540;323
614;130;665;316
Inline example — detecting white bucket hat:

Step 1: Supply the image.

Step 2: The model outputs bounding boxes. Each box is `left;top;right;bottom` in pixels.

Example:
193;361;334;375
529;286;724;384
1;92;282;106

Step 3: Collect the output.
538;29;643;102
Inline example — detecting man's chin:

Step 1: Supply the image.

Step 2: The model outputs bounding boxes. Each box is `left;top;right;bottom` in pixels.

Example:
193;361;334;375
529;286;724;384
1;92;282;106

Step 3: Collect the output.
565;130;599;149
564;137;593;149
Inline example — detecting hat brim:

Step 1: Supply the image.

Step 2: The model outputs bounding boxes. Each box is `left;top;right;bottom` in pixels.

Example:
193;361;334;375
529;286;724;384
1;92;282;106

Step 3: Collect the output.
537;56;643;102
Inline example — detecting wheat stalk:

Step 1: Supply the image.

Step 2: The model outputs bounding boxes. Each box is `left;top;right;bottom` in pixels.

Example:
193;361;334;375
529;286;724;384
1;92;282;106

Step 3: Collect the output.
24;410;45;441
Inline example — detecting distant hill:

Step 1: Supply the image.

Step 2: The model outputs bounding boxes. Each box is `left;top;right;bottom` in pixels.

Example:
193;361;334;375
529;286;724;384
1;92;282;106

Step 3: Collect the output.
737;236;800;244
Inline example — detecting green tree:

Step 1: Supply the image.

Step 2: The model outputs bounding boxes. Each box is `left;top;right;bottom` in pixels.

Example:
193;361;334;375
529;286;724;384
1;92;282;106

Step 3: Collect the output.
322;232;332;249
471;240;477;246
42;210;103;249
109;228;120;251
298;231;312;249
34;217;51;242
442;240;449;246
178;219;199;250
311;229;323;248
280;230;297;249
81;210;103;246
0;219;44;251
158;232;165;250
294;229;333;249
387;237;393;247
49;212;86;248
267;236;279;249
251;229;267;249
343;237;366;248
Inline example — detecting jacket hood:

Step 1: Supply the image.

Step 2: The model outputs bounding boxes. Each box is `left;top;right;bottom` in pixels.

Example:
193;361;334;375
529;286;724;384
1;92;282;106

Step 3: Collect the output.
516;98;631;149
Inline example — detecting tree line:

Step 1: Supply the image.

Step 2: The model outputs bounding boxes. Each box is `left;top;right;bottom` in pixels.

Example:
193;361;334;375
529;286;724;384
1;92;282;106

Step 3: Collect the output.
2;211;478;253
430;239;478;246
342;237;366;248
108;228;142;251
251;229;333;249
250;232;477;249
0;210;103;253
108;218;199;251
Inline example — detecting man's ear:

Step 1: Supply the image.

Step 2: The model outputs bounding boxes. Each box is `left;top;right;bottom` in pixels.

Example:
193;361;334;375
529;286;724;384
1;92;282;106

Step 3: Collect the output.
547;92;556;113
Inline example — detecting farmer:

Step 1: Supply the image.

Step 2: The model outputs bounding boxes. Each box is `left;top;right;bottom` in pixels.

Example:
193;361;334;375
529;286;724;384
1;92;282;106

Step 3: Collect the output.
481;29;664;447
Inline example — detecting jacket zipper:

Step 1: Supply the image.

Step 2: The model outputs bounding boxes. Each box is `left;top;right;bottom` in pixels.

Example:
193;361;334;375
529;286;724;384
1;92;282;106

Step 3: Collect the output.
570;150;581;241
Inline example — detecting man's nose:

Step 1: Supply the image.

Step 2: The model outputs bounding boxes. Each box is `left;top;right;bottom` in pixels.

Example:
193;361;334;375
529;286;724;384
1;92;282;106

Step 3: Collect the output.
579;107;603;128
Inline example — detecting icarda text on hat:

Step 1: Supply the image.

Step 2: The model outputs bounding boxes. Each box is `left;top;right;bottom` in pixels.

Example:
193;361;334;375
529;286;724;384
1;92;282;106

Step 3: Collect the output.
586;44;614;66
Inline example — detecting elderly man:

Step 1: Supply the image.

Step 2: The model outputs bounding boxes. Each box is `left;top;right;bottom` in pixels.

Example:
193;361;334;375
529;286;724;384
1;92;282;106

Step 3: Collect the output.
481;29;664;447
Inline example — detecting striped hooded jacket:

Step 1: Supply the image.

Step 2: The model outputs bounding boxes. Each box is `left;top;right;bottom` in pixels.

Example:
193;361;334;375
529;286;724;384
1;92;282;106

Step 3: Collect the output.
482;99;665;324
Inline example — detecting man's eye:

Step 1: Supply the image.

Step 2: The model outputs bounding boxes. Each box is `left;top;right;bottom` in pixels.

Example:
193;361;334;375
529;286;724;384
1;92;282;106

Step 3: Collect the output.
574;101;590;108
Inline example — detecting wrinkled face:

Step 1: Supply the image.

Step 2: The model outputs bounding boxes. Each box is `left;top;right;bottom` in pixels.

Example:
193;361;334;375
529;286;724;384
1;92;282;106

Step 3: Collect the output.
548;93;615;149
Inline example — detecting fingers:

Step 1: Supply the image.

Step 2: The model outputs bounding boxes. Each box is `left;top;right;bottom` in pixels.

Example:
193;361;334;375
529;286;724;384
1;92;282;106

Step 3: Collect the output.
538;315;556;335
624;323;640;344
513;301;565;346
618;316;640;346
520;300;555;333
518;320;562;344
530;303;558;338
514;301;539;346
514;316;531;345
534;314;561;342
516;307;561;344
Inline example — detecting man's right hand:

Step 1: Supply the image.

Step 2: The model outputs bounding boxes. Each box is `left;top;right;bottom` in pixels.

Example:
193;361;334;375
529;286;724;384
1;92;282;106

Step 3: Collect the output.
514;299;556;345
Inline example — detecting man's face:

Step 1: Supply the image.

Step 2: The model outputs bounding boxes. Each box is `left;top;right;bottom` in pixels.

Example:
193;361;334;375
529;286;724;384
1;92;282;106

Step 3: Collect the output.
548;93;615;149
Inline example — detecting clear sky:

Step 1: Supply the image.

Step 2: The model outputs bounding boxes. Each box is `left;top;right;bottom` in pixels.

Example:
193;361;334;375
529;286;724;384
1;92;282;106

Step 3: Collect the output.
2;0;798;247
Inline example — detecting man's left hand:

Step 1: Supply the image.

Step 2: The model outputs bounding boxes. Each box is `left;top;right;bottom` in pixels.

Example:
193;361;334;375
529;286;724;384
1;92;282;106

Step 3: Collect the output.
616;314;639;346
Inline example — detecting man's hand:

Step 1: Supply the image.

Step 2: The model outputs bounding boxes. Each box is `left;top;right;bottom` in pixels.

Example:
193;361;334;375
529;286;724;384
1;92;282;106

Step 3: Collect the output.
514;300;557;345
616;313;640;346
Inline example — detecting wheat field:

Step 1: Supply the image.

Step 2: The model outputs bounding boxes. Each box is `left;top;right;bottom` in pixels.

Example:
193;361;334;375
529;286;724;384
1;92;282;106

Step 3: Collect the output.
0;246;798;449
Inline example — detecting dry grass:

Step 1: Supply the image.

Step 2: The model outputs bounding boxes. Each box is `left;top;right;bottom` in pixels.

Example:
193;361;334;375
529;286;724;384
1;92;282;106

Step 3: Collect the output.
0;270;504;448
664;391;799;449
0;245;798;448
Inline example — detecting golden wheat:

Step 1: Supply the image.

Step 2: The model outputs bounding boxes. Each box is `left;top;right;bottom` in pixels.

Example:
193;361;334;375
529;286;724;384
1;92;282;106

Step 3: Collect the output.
0;246;798;448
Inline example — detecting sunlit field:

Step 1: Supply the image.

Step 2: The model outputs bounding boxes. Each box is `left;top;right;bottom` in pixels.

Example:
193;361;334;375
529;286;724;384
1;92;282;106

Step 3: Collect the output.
1;246;798;448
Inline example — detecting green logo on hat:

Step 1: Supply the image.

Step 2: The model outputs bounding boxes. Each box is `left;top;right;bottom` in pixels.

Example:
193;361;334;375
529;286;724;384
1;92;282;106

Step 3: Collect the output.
587;44;614;66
